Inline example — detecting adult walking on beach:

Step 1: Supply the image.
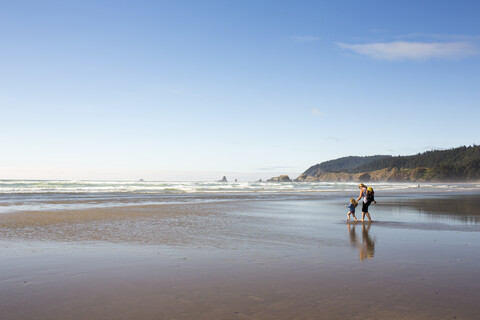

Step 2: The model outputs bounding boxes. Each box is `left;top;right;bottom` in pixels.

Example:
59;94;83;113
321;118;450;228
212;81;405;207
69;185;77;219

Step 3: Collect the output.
356;183;376;222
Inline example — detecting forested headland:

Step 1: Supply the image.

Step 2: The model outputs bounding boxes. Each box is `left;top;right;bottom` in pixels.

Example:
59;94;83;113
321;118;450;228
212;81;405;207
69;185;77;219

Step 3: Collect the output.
296;145;480;182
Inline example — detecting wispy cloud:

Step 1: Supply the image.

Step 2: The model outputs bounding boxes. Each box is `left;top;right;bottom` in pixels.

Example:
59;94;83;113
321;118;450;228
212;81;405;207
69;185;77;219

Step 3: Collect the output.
327;136;341;143
290;35;320;43
336;41;479;60
310;108;324;117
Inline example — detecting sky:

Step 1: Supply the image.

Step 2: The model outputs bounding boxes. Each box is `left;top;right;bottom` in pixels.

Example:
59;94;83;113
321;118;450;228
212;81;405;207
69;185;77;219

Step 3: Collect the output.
1;0;479;181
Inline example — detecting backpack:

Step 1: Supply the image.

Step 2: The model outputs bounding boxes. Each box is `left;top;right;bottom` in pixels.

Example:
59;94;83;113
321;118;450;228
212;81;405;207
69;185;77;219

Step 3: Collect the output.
366;188;374;202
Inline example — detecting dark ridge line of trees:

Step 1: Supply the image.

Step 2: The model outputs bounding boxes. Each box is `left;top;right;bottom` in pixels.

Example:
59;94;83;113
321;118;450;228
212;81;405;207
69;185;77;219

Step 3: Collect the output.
303;155;391;176
304;145;480;181
354;145;480;180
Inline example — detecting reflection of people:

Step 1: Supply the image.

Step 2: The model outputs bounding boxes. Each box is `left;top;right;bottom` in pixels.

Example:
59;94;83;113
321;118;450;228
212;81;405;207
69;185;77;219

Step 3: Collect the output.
348;222;375;260
356;183;376;222
360;222;375;260
348;221;358;248
345;198;358;221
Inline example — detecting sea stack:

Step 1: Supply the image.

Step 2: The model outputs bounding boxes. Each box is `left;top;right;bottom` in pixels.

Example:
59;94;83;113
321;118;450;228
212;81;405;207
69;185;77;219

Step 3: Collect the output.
266;175;292;182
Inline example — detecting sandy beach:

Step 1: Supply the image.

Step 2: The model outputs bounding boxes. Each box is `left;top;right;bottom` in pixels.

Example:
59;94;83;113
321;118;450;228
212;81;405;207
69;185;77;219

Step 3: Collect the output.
1;191;480;319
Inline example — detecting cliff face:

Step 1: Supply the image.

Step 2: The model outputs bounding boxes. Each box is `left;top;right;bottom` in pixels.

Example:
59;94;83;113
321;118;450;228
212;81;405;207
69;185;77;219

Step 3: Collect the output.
295;167;437;182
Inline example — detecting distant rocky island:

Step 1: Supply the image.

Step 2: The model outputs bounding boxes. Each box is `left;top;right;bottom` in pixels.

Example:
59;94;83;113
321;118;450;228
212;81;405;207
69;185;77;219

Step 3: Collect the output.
269;145;480;182
266;175;292;182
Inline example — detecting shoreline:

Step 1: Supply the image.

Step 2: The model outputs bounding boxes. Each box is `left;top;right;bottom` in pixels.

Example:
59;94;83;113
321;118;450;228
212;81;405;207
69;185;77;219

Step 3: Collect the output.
1;187;480;215
1;191;479;245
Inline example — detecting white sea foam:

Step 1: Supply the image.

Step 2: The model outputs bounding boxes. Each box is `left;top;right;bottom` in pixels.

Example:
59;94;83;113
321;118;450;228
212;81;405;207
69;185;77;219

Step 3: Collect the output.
0;180;478;194
0;180;478;214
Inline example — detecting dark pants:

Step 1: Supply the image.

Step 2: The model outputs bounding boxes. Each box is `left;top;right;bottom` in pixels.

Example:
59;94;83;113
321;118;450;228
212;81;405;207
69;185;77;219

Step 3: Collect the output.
362;201;372;212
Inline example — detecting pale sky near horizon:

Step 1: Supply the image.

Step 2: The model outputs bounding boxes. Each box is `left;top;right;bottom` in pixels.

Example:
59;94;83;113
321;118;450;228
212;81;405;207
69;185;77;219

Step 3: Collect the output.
1;0;479;181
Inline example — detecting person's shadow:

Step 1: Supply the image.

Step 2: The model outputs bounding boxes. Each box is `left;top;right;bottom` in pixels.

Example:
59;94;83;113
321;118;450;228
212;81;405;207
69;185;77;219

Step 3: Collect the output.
348;221;375;260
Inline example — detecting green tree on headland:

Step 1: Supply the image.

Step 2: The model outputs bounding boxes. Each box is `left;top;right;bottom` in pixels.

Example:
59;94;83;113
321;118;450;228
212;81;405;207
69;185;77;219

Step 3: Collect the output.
300;145;480;182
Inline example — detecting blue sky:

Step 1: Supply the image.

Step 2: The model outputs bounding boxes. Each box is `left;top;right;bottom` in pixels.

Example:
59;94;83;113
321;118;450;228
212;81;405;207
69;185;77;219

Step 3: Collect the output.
1;0;479;180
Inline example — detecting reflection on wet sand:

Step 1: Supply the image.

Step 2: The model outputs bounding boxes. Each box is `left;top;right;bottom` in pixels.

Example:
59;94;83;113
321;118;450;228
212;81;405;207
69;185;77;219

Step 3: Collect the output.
383;194;480;223
348;221;375;260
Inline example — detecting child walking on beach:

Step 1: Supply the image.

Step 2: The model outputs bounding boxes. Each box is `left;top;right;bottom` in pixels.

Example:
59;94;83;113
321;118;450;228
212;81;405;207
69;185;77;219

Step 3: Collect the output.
346;198;358;221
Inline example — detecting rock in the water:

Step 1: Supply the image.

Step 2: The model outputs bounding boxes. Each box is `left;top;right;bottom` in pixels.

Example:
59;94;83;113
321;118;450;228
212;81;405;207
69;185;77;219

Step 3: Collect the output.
266;175;292;182
217;176;228;182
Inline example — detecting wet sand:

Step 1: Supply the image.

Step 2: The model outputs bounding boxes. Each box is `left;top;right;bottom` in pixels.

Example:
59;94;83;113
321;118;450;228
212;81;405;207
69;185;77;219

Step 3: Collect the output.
1;192;480;319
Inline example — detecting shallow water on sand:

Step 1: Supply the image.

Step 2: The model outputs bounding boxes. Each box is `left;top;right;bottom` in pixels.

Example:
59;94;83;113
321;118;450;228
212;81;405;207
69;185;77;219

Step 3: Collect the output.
1;192;479;319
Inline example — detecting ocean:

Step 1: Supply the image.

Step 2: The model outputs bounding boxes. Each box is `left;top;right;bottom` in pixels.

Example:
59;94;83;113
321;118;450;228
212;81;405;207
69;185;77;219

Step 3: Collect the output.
1;179;479;214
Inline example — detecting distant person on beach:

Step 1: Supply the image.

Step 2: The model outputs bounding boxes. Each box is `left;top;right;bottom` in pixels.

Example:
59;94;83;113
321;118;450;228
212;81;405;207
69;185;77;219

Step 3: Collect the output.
345;198;358;222
356;183;376;222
